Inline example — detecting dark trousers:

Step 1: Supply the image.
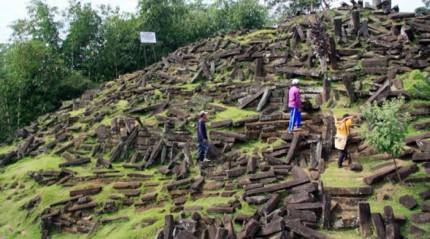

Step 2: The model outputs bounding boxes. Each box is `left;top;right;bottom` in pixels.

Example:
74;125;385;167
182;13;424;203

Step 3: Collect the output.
338;143;348;167
197;141;208;162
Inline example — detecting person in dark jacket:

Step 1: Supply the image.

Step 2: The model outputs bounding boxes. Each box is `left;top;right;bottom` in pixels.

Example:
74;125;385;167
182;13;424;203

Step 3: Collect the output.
197;111;210;162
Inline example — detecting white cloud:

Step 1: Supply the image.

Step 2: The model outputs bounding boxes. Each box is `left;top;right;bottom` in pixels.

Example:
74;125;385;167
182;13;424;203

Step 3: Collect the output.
0;0;425;43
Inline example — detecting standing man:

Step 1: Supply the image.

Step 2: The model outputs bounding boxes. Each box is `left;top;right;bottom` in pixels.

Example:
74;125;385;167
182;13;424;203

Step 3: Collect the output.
288;79;302;133
335;114;353;168
197;111;210;162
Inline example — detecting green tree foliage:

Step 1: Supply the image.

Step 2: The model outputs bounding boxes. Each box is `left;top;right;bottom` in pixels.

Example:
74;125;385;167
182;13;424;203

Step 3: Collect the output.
362;98;410;181
265;0;332;19
416;6;430;16
62;1;102;79
423;0;430;8
2;41;64;131
211;0;267;31
139;0;189;55
97;13;144;80
10;0;61;48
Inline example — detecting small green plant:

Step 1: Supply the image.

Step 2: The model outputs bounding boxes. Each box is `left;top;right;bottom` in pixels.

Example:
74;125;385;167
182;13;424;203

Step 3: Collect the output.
398;70;430;100
362;98;411;182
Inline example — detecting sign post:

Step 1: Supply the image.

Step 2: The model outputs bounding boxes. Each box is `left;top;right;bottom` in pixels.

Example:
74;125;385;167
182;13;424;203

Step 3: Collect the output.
140;32;157;67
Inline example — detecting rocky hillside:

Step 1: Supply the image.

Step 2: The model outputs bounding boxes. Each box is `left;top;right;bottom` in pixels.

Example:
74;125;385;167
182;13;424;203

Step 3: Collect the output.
1;2;430;239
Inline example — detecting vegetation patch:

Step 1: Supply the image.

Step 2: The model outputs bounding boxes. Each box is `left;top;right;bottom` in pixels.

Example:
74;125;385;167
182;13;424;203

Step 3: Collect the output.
398;70;430;100
212;105;258;122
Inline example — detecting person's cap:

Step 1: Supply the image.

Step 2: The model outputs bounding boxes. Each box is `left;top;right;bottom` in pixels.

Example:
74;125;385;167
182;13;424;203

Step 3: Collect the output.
199;111;208;117
292;79;300;85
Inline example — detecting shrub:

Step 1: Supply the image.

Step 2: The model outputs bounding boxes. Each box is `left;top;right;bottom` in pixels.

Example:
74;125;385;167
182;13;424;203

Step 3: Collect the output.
398;70;430;100
362;98;411;182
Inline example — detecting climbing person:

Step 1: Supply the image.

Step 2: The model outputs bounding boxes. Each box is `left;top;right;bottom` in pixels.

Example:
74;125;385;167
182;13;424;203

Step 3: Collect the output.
197;111;210;163
288;79;302;133
334;114;354;168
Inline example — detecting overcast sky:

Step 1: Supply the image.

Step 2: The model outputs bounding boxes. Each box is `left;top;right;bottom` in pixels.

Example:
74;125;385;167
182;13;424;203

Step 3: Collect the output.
0;0;425;43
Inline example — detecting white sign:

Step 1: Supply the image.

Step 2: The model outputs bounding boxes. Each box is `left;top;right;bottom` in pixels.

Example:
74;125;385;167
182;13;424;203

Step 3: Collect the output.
140;32;157;44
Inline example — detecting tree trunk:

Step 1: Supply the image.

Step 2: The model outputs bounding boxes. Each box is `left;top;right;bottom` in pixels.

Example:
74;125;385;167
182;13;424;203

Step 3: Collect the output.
17;88;22;129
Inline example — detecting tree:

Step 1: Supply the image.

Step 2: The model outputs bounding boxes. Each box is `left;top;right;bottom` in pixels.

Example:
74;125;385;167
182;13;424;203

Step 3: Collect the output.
225;0;267;30
2;40;91;135
29;0;61;48
416;6;430;16
362;98;411;182
138;0;190;56
424;0;430;8
265;0;332;19
97;13;144;80
4;41;66;127
63;1;102;79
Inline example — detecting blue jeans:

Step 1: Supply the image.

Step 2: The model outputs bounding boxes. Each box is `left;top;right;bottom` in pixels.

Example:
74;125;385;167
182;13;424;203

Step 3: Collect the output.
288;107;301;132
197;141;208;161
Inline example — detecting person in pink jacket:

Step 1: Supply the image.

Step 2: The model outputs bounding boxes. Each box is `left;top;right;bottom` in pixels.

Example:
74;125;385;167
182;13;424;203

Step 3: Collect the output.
288;79;302;133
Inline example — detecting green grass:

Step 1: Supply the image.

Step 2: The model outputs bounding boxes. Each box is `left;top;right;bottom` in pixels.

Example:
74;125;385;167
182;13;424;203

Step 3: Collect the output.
69;108;85;117
140;115;158;126
0;144;16;154
212;105;258;122
182;83;200;91
50;206;169;239
320;160;367;188
406;123;429;137
368;180;430;238
236;29;277;44
235;139;285;155
116;100;129;111
235;200;257;216
0;152;177;239
153;89;163;98
321;154;430;238
0;154;64;180
184;196;231;211
322;95;361;118
0;154;71;238
321;156;411;188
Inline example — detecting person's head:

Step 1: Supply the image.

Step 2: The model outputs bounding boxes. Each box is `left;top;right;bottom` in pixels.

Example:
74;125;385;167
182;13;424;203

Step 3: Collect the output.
343;113;350;119
199;111;208;121
292;79;300;86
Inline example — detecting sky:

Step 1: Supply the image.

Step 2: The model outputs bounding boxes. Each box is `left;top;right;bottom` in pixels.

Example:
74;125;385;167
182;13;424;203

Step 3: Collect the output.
0;0;426;43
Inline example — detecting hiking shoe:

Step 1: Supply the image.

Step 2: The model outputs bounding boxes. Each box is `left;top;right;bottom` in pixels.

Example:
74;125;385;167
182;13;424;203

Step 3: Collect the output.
203;158;211;162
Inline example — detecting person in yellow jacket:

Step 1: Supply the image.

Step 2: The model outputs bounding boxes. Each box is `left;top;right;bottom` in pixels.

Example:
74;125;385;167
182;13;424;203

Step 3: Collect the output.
334;114;353;168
